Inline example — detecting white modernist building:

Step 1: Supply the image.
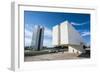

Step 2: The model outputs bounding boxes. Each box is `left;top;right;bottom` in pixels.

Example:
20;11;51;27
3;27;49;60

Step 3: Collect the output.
52;21;85;54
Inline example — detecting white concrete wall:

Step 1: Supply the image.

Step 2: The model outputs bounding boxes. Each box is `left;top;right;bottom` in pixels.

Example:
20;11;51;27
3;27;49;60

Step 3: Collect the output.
61;21;85;54
52;21;85;53
60;21;69;45
52;25;60;46
67;22;84;45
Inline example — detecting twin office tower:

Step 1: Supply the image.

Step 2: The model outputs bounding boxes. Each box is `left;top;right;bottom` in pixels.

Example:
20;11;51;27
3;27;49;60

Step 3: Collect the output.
31;25;44;51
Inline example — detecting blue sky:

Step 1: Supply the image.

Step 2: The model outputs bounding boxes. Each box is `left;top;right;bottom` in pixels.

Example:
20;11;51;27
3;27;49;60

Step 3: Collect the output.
24;11;90;47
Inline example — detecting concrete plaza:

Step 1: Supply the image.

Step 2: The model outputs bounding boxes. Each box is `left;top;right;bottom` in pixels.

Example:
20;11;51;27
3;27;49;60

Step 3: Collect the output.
24;52;85;62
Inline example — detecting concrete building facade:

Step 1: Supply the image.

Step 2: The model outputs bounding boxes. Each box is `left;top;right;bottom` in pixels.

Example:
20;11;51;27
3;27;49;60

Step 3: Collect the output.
31;25;44;51
52;25;60;46
52;21;85;54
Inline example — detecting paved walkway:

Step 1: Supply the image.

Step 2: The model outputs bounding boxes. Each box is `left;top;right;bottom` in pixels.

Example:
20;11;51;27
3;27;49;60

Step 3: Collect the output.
24;52;84;62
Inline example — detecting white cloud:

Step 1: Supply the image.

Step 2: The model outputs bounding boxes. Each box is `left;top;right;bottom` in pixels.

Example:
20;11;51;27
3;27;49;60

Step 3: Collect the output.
44;27;52;38
43;38;52;47
25;24;34;31
25;29;32;38
71;22;82;26
81;31;90;37
43;27;52;47
25;38;31;46
71;21;89;26
25;24;34;46
25;28;32;46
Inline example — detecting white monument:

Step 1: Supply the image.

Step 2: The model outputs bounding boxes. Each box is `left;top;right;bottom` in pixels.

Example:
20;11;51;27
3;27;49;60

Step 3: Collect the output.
52;21;85;54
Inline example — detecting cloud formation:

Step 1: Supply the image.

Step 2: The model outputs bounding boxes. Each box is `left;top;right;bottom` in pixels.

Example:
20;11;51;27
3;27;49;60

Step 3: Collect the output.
25;37;31;46
44;27;52;38
81;31;90;37
71;21;89;26
25;28;32;46
43;27;52;47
